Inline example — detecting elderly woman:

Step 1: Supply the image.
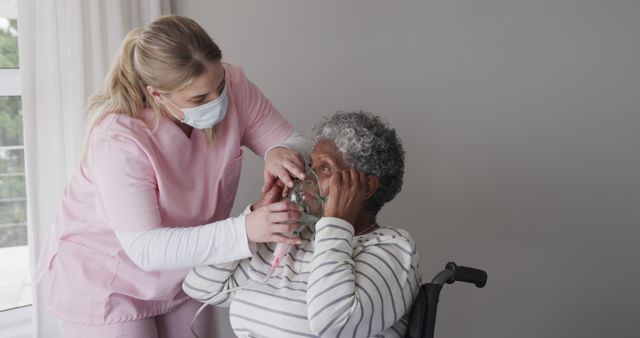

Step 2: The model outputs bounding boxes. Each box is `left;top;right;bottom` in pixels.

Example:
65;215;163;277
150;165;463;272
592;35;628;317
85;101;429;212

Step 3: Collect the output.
184;111;420;338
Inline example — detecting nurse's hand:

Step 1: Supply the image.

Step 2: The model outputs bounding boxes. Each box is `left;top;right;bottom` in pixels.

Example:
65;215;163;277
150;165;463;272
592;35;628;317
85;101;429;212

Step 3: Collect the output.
262;147;306;194
245;200;302;244
251;183;284;211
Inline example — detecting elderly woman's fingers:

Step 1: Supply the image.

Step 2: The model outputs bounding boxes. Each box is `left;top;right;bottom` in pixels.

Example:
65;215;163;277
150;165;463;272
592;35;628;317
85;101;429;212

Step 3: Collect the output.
351;169;369;194
330;170;343;191
341;170;350;185
349;169;360;188
358;170;368;188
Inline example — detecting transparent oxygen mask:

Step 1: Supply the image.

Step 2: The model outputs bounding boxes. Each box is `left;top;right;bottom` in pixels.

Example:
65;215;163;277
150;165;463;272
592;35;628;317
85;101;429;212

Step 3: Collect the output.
269;168;325;275
287;168;325;229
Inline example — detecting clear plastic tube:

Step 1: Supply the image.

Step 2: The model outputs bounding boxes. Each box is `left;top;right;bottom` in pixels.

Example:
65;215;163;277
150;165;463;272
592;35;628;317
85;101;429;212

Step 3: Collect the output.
269;241;290;276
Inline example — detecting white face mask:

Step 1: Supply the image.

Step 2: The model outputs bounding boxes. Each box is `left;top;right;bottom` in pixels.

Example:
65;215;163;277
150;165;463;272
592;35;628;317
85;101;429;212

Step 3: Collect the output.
165;84;229;129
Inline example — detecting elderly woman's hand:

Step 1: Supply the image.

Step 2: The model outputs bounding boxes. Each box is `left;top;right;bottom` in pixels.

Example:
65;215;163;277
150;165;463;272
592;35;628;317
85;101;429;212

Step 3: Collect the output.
323;169;369;225
262;147;306;194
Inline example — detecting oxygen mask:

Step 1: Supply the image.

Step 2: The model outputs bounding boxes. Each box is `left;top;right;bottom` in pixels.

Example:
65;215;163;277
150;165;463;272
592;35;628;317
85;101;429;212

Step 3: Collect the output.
287;168;325;229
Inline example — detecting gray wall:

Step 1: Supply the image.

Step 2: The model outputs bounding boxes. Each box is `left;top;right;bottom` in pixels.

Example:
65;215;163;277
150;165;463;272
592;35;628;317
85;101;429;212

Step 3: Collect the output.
173;1;640;337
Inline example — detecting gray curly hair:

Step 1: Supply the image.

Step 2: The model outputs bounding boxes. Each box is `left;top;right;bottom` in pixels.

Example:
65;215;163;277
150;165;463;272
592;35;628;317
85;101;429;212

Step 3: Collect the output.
312;111;405;215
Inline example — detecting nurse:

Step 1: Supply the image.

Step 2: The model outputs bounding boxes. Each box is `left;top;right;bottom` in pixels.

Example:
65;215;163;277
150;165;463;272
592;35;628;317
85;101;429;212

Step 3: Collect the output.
36;15;309;338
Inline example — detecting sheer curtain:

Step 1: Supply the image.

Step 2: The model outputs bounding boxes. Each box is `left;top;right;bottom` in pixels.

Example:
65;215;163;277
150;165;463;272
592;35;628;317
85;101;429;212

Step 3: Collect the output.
17;1;170;336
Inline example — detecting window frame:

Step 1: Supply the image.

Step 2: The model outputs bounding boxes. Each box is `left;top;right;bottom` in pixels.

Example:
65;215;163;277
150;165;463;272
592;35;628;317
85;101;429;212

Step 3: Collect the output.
0;305;32;336
0;2;34;336
0;69;21;95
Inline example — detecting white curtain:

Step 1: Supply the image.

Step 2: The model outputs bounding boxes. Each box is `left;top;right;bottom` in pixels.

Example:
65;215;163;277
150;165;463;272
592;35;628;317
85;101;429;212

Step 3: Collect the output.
17;1;170;336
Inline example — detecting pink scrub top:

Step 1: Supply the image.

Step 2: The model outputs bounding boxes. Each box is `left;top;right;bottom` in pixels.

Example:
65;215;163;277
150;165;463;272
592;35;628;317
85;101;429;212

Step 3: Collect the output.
35;63;294;324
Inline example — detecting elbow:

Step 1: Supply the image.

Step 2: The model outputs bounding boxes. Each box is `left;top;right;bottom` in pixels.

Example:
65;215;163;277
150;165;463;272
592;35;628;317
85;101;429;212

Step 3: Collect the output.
122;249;163;272
182;269;221;303
308;319;328;337
182;274;205;300
308;301;355;336
308;319;345;338
131;257;162;272
116;230;164;272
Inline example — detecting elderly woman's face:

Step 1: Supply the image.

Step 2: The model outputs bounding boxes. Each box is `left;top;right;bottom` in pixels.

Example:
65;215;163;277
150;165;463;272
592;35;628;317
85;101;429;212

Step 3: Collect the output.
309;139;350;198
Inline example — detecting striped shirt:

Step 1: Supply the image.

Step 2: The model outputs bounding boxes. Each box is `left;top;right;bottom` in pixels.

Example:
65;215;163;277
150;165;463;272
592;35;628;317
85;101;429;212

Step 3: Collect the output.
183;216;421;338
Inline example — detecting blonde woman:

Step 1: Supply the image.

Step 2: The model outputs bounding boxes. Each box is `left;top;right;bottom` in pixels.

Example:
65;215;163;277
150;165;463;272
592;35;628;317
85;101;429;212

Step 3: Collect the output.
36;15;309;338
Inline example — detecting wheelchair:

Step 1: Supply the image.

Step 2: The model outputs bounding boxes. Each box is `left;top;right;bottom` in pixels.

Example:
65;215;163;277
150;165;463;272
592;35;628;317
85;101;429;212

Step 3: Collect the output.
405;262;488;338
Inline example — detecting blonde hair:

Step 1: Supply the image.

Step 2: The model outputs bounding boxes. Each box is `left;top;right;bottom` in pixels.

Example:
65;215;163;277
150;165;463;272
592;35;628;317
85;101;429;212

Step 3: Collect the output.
82;15;223;161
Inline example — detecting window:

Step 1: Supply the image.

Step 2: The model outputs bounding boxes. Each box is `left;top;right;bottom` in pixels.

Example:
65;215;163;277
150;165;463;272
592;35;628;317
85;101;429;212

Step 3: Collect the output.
0;0;30;313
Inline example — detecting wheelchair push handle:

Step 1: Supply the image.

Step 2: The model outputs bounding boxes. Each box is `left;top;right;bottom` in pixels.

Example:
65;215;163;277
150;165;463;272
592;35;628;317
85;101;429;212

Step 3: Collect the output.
445;262;487;288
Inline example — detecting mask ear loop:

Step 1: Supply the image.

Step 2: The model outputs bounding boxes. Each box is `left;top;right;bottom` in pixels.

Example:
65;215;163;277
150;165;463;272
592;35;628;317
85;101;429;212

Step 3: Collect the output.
162;96;186;123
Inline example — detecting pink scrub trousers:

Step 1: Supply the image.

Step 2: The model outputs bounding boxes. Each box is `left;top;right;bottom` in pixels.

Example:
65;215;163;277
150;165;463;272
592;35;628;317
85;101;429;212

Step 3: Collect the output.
58;299;212;338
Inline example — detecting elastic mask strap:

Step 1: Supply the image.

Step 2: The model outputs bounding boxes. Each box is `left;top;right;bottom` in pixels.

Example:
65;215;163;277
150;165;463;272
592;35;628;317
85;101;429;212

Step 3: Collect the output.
163;97;186;122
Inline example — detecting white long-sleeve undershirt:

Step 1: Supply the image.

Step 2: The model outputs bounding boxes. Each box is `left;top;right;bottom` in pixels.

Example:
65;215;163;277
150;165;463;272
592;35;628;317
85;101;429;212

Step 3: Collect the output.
116;206;254;272
264;131;312;164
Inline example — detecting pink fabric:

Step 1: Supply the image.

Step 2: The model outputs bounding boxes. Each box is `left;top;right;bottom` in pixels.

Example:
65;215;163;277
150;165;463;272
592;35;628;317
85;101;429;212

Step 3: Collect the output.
37;63;294;324
59;298;212;338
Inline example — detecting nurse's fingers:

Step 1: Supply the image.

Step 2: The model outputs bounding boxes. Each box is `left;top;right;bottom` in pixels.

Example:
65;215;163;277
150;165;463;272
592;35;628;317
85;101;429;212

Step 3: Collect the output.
261;171;277;193
256;184;283;208
245;205;300;243
270;233;302;245
267;201;300;212
284;155;306;180
261;181;274;195
262;167;294;192
276;167;295;189
281;185;291;199
271;223;301;234
268;210;301;224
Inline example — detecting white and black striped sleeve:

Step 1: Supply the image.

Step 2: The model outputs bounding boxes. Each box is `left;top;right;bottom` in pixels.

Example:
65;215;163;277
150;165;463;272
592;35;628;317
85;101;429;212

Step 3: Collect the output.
307;217;419;338
182;257;253;307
